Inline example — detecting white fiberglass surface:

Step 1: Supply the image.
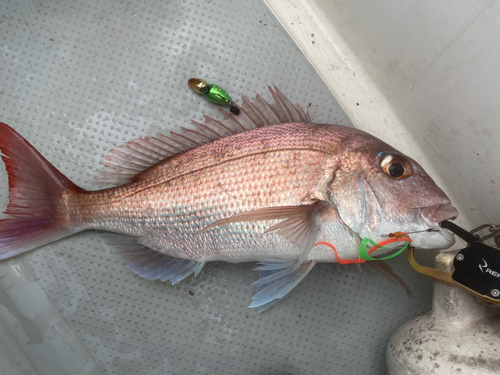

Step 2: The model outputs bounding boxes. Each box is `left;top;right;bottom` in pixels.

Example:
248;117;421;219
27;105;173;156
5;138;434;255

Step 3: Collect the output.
0;1;436;374
266;0;500;232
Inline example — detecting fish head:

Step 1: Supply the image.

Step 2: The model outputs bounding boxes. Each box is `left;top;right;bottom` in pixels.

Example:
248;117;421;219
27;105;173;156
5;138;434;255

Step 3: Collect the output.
328;133;457;250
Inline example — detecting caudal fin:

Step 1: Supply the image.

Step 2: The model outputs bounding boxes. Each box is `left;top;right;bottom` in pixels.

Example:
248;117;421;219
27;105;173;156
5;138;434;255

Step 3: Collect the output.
0;122;82;260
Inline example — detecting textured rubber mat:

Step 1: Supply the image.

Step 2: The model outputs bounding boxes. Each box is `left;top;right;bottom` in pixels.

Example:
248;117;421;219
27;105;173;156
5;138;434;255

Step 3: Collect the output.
0;0;436;374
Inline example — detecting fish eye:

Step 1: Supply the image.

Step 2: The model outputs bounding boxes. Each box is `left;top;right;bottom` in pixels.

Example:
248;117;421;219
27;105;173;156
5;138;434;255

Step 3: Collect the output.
379;153;413;179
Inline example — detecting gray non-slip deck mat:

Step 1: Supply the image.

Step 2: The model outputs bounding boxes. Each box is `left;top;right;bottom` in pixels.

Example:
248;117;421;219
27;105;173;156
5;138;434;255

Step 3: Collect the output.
0;1;435;374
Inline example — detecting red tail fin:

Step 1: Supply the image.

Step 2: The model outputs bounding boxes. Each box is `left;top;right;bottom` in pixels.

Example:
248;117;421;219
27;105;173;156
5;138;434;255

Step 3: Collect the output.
0;122;82;260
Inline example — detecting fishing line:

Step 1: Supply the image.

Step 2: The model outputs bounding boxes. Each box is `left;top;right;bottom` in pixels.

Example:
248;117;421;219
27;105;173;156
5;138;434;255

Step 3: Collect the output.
380;228;437;238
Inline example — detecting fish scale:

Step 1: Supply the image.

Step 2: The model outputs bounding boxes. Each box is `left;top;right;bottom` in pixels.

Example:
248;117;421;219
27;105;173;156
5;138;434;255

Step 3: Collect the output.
76;126;334;262
0;87;458;311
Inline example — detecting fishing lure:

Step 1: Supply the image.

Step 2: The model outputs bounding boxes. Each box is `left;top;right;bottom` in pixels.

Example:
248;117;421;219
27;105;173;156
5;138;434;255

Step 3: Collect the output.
359;237;412;261
314;234;413;265
188;78;240;115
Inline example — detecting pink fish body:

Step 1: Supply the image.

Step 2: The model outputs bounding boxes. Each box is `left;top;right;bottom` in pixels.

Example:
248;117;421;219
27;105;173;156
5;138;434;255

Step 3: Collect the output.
0;87;458;311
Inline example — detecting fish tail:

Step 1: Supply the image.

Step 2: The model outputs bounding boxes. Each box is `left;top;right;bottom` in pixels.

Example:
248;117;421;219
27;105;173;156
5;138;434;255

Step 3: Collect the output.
0;122;83;260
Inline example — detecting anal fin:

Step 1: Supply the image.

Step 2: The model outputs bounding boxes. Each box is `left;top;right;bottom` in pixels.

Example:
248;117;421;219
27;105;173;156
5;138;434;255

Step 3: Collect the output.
250;258;316;312
106;235;205;285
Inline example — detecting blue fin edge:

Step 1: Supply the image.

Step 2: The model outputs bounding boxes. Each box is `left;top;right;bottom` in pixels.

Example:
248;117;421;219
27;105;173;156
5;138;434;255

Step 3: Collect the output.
105;234;205;285
250;258;316;312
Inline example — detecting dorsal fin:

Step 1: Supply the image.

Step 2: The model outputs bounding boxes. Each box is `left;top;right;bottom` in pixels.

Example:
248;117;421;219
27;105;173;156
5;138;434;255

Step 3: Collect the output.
98;86;311;184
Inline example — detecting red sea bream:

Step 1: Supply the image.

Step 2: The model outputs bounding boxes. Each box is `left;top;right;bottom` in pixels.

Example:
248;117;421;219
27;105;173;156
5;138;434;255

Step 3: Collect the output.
0;87;458;311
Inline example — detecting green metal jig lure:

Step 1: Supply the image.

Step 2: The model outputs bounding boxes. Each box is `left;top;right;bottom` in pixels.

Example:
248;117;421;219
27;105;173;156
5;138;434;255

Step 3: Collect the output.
188;78;240;115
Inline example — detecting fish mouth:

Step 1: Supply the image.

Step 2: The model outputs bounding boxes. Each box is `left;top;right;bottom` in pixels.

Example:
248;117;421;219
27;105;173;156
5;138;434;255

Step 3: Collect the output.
404;203;458;249
421;203;458;229
437;227;455;243
410;227;456;249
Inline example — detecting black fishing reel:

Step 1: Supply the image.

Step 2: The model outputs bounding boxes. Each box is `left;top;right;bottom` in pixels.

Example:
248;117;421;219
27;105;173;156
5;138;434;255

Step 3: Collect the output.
408;220;500;305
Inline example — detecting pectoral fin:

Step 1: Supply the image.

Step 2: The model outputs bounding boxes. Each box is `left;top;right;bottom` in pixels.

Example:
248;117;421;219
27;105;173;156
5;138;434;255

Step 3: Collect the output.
250;259;316;312
197;202;328;262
